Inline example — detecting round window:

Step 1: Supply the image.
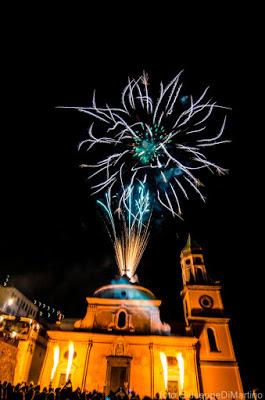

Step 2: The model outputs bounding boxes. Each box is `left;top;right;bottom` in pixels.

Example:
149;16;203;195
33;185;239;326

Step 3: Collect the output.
64;351;77;359
199;295;214;309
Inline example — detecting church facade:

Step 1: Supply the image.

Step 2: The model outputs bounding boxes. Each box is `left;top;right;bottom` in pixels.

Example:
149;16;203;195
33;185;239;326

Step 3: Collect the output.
5;238;244;398
38;283;199;397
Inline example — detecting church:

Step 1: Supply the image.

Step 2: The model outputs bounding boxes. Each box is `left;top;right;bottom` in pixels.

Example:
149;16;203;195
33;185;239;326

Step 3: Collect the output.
1;237;244;398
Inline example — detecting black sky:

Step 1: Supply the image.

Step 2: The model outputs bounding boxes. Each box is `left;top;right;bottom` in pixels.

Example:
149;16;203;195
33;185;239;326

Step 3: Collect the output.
0;4;263;393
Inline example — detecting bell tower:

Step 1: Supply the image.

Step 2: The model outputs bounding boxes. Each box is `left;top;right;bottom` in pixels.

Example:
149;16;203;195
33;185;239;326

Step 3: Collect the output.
180;235;244;397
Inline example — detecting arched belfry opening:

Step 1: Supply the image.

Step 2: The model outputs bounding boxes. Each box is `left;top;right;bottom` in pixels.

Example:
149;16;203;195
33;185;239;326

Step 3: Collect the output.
180;234;208;285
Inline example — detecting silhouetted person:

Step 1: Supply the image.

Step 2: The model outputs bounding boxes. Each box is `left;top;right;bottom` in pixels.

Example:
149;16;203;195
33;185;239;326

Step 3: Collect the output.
39;388;47;400
0;382;5;400
115;388;128;400
25;384;35;400
54;388;60;400
6;383;13;400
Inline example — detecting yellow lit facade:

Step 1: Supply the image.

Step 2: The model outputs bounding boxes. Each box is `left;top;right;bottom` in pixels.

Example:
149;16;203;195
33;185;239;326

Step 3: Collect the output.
1;238;244;398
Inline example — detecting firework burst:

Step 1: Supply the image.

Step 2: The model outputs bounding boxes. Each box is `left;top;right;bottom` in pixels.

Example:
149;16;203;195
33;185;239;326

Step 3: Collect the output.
68;71;230;218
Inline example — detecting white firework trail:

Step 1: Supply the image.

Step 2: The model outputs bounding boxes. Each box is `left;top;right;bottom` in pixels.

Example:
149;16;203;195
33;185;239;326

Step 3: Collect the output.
60;71;230;218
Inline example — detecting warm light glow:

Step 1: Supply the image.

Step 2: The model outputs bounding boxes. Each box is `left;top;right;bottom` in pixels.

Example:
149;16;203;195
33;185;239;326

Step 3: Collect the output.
66;341;74;382
7;298;14;306
115;228;150;278
176;352;184;391
11;331;17;338
160;352;168;390
50;345;60;382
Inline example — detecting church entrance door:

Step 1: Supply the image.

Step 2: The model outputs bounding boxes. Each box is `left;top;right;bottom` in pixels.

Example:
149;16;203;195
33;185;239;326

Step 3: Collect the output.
110;366;127;391
105;356;132;394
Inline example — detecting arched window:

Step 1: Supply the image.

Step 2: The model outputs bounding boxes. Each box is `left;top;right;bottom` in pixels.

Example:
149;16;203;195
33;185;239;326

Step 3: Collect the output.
117;311;126;328
207;328;219;352
194;257;202;264
196;268;204;282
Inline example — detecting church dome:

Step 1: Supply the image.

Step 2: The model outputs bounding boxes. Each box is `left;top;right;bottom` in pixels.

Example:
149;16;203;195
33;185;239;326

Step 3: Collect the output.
74;276;168;334
93;279;156;300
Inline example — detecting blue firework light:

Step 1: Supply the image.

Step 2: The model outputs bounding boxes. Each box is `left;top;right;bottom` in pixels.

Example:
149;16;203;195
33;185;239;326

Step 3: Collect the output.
132;123;167;165
72;71;230;218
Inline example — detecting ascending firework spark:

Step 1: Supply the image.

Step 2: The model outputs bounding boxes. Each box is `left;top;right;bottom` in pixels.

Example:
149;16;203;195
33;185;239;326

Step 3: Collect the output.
63;71;230;218
97;181;151;278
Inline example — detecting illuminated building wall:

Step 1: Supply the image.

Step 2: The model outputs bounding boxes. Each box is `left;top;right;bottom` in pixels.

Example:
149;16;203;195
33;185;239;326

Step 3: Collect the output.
1;238;244;398
39;326;199;396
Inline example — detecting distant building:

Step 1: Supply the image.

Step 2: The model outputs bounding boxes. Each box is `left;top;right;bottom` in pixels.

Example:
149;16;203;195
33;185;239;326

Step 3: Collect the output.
0;314;47;383
0;286;38;318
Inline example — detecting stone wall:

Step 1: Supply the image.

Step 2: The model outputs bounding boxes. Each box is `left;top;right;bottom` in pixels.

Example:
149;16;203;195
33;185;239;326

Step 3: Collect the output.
0;340;17;382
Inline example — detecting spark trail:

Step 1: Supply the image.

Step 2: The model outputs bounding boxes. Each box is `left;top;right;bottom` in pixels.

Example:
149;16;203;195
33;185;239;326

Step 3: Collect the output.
97;181;151;279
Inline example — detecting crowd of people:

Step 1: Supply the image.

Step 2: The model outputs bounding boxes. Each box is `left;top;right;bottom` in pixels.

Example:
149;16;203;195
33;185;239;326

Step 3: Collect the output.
1;381;154;400
0;381;188;400
4;381;255;400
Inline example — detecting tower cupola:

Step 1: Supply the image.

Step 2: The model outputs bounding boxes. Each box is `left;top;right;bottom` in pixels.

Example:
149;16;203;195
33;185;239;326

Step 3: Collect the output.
180;234;208;285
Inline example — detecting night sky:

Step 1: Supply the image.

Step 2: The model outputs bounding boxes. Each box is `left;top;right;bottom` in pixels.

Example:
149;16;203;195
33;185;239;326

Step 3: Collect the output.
1;5;262;394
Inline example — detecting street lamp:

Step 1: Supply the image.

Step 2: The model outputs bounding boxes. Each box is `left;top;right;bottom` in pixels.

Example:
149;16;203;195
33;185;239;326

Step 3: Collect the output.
7;298;14;306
